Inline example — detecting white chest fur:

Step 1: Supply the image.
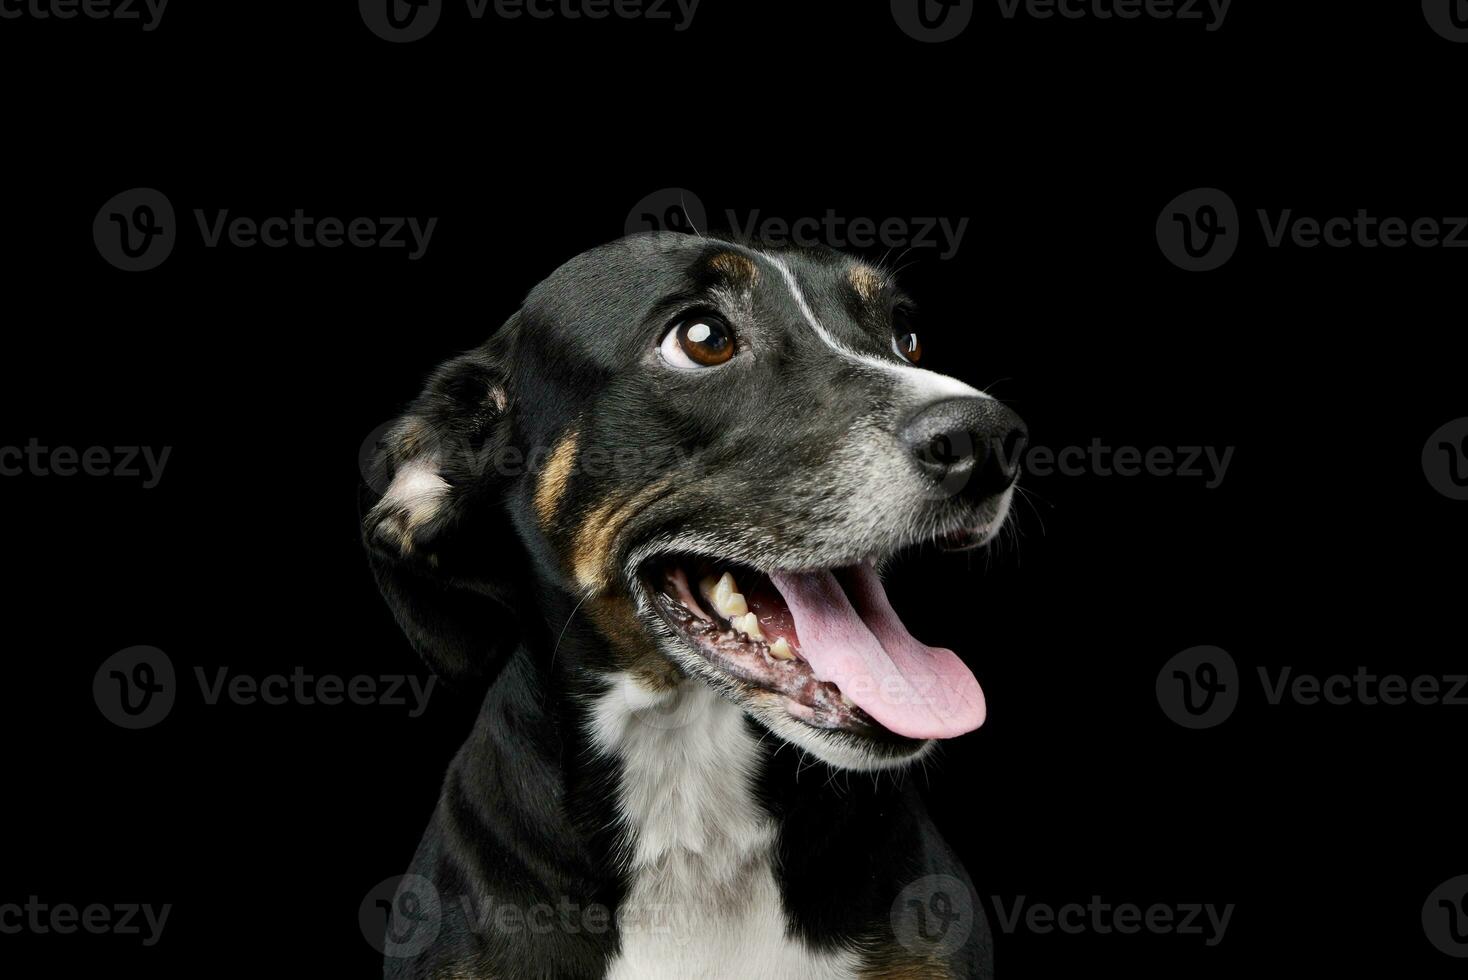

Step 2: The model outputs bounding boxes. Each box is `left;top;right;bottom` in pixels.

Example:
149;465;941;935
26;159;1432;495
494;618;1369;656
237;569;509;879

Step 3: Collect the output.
588;675;861;980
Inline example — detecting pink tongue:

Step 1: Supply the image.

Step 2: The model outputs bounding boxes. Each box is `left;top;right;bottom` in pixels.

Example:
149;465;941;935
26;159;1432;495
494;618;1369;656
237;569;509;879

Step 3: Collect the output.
769;563;986;740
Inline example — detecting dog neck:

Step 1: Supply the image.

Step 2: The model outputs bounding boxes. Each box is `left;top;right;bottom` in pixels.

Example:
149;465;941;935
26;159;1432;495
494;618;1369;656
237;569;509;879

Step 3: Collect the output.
434;615;943;973
588;671;870;978
587;674;775;887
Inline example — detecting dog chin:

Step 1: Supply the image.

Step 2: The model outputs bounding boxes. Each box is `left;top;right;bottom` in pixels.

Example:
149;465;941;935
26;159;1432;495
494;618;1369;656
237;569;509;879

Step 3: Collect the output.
935;488;1013;551
743;695;938;772
649;633;936;772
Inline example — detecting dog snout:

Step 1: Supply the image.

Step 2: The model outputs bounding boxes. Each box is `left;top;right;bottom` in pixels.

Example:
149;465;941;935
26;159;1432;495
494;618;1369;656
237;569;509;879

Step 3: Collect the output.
900;397;1027;498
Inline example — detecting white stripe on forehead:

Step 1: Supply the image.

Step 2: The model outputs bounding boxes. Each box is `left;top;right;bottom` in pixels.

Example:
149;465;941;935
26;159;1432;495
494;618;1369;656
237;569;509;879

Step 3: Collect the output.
765;252;850;355
749;248;991;403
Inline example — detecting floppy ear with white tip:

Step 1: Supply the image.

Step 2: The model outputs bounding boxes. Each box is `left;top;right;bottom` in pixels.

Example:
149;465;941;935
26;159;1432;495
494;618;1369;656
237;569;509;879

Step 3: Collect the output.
360;325;524;687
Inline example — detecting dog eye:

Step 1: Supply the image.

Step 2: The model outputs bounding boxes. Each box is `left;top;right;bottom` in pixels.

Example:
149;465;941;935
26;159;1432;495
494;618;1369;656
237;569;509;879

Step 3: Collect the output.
892;310;922;364
660;315;735;369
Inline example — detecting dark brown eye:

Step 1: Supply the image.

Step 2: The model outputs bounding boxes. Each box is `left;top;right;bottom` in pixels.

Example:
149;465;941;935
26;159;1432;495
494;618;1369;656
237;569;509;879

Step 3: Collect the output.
661;315;735;368
895;331;922;364
892;308;921;364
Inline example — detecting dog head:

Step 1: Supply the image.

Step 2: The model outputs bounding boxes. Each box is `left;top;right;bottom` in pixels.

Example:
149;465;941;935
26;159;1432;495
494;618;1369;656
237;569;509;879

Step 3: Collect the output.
363;233;1025;770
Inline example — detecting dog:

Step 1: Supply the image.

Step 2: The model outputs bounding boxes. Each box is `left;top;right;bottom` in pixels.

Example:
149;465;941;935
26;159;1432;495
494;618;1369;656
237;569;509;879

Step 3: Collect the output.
362;232;1025;979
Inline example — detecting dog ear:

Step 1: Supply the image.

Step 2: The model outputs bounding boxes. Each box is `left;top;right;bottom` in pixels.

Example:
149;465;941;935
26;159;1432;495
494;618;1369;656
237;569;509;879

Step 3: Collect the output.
360;325;524;687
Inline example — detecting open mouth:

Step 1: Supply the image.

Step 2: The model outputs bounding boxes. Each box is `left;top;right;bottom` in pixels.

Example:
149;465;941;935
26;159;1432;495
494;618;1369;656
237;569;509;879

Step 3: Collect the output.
643;556;987;743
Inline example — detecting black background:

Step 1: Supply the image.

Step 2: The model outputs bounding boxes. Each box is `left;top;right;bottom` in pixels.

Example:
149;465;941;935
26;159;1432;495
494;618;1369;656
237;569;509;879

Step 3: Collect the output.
2;0;1464;975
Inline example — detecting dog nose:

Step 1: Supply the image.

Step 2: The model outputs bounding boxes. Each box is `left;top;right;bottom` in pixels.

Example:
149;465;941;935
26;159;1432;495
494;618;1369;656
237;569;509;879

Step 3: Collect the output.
901;397;1028;497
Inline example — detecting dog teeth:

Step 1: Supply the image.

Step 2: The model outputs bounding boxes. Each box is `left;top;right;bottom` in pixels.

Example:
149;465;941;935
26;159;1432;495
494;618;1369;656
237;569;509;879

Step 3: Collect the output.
839;693;856;709
732;612;764;641
701;571;748;618
769;638;795;661
695;570;764;642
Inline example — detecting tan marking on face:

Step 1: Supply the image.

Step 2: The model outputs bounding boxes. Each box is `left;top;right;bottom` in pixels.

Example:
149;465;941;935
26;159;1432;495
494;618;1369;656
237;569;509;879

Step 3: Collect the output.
587;596;682;691
571;477;674;592
858;945;955;979
708;251;760;286
533;428;580;527
849;264;885;303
